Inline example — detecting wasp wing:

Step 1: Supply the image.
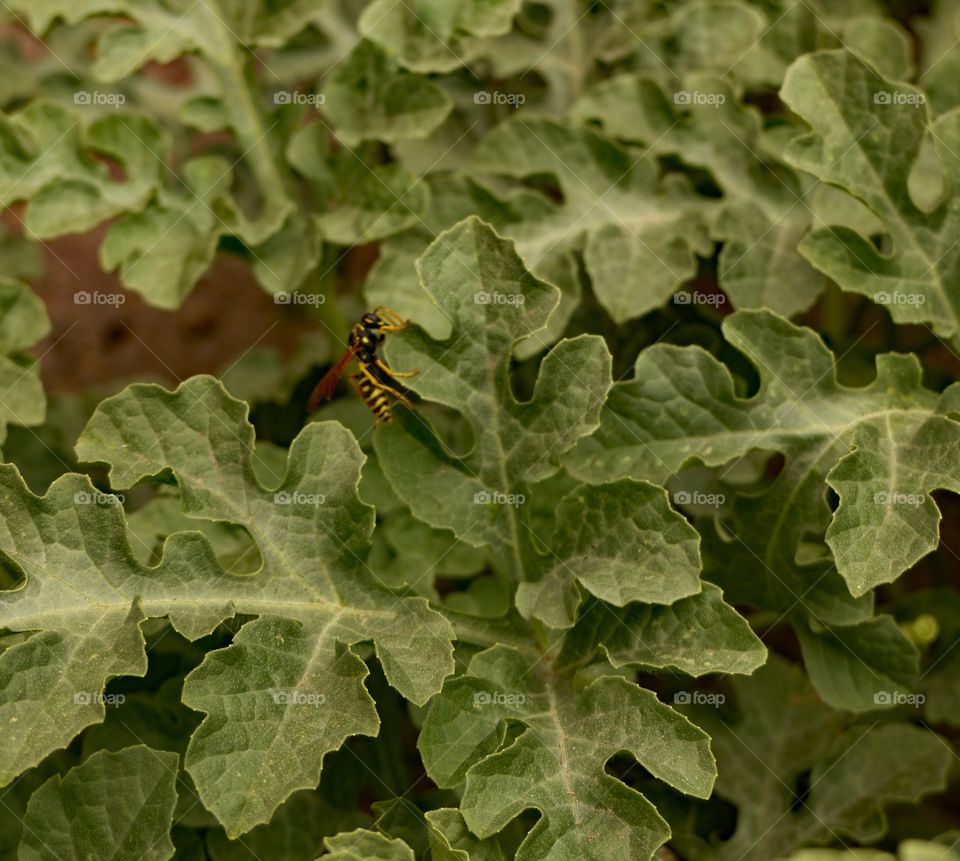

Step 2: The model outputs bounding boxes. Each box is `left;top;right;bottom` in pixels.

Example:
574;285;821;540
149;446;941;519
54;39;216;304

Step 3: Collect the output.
307;346;357;410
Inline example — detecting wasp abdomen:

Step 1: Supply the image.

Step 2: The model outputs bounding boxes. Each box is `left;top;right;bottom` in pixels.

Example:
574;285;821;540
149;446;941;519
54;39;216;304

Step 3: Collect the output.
352;372;392;423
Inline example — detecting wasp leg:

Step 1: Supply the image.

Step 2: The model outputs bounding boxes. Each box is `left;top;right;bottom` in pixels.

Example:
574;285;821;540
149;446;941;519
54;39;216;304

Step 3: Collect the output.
375;307;410;332
358;363;415;410
375;358;419;378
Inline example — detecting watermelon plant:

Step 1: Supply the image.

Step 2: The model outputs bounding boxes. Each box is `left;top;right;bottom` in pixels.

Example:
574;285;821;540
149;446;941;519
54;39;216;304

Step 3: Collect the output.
0;0;957;859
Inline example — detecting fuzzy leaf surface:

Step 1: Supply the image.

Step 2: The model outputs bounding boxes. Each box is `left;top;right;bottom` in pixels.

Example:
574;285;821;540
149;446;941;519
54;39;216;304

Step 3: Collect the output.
781;49;960;337
705;657;950;861
419;644;716;861
18;745;179;861
376;217;708;626
0;376;457;836
566;310;960;604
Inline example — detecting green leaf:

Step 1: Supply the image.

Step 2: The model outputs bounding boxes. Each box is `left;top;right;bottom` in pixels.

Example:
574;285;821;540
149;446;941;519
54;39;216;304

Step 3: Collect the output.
287;124;430;245
782;851;894;861
7;0;296;304
900;842;960;861
0;278;49;449
252;213;323;296
321;828;415;860
0;102;166;238
925;649;960;726
565;310;960;611
644;0;767;82
182;618;381;837
378;218;702;626
219;335;329;407
472;119;710;327
74;377;453;833
376;508;486;596
364;175;558;357
806;724;951;842
727;0;823;87
419;644;716;861
425;808;510;861
842;15;914;81
359;0;521;73
374;210;608;517
781;49;960;336
99;156;231;309
783;845;960;861
825;413;960;595
512;479;702;625
795;614;919;712
206;790;369;860
18;745;179;861
0;751;74;861
562;583;766;677
0;473;151;786
323;40;452;146
564;309;958;707
572;73;823;316
0;223;42;283
708;657;950;861
0;377;455;835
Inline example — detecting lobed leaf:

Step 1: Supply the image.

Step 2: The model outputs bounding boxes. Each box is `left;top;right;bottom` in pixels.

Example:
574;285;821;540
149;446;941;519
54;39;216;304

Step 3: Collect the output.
572;72;823;316
323;40;453;146
376;217;711;627
359;0;521;73
781;49;960;337
0;278;49;449
420;644;716;861
19;745;179;861
0;376;454;836
561;583;767;677
566;309;960;603
472;119;710;330
704;657;950;861
321;828;415;860
0;102;166;239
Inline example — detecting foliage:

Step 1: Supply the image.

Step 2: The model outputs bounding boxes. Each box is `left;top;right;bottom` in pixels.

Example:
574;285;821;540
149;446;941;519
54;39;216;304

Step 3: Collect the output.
0;1;957;859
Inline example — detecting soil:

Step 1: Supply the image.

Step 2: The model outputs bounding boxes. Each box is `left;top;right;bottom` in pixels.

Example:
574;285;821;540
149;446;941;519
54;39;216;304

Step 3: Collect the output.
19;217;318;393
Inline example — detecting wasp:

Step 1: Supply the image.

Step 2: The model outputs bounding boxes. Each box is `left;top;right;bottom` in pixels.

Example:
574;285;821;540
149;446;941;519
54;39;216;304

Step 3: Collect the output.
307;307;418;422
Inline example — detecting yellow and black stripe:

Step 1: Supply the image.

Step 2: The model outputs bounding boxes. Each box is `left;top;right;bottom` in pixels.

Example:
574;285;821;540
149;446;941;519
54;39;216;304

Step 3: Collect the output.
351;372;393;423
